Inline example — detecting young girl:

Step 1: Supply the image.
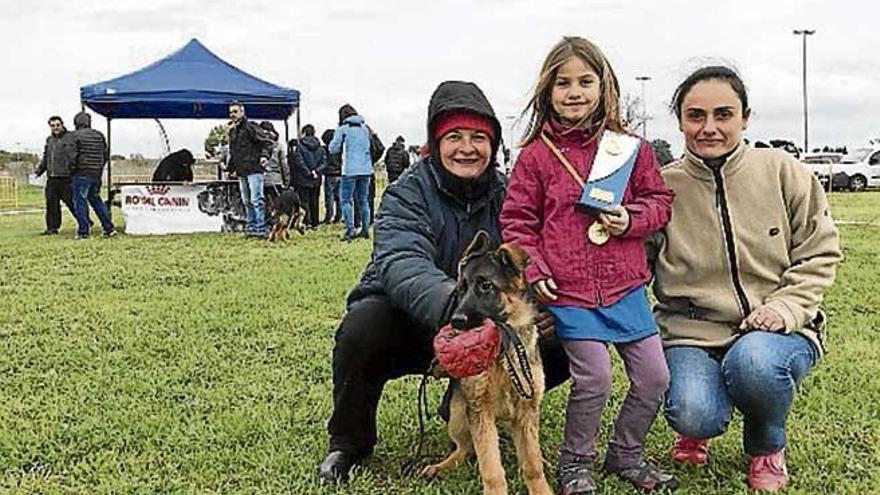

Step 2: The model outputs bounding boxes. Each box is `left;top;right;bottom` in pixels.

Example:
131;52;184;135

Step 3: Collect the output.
500;37;676;494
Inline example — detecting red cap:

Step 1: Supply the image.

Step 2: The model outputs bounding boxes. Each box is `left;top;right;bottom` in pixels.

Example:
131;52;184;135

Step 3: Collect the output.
434;111;495;141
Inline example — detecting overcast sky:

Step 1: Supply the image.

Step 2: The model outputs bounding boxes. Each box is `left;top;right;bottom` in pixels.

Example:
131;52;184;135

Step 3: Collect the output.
2;0;877;158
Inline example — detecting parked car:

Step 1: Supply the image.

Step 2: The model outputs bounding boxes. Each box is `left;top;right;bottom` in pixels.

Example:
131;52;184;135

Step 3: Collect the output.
803;153;850;191
835;146;880;191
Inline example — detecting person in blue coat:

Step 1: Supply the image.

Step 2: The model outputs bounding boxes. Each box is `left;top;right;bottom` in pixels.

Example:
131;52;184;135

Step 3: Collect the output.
328;104;373;241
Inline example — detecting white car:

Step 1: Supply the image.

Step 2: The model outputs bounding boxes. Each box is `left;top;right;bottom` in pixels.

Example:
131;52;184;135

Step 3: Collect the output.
807;147;880;192
803;153;849;191
835;146;880;191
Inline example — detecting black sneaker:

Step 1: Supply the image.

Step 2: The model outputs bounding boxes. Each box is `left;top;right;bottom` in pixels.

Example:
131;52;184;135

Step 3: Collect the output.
606;461;677;492
40;229;59;236
317;450;366;483
557;457;597;495
102;229;118;238
358;229;370;240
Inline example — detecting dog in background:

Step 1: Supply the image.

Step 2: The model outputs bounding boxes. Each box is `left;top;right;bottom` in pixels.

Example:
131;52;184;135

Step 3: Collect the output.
151;149;195;182
266;188;306;241
423;231;551;495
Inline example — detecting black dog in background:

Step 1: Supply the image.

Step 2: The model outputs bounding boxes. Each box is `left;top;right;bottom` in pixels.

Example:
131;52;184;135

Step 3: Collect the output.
152;149;195;182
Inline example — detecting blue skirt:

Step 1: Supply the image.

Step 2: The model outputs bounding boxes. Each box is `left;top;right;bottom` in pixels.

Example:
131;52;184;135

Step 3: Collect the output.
546;285;657;343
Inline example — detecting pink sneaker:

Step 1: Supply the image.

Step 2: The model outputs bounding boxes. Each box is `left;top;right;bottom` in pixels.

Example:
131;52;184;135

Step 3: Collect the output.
748;449;789;492
671;435;709;465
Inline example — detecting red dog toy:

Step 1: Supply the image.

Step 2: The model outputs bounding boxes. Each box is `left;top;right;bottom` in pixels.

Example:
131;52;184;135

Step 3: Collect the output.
434;319;501;379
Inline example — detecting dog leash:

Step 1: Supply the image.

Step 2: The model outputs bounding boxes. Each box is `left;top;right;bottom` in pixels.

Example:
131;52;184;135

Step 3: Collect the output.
496;321;535;400
401;359;436;475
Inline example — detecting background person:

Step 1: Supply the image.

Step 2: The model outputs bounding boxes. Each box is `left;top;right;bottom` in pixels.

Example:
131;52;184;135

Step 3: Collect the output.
648;65;842;492
320;129;342;224
34;115;77;235
258;121;289;202
293;124;325;229
227;101;273;239
71;111;115;239
328;104;373;241
151;148;195;182
384;135;410;184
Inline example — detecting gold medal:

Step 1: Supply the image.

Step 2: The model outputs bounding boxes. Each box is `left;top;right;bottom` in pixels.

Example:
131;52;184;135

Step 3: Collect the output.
587;222;610;245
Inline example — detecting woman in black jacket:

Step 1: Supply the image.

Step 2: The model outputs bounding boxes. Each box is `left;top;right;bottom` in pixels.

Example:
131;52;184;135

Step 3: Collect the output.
317;81;571;483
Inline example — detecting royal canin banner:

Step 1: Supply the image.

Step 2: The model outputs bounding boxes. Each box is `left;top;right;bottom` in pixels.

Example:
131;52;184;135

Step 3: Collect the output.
121;184;223;235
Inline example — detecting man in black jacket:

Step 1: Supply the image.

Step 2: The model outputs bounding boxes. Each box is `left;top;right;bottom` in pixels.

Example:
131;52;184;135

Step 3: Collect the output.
71;111;115;239
34;116;77;235
227;102;273;238
383;135;410;184
317;81;570;482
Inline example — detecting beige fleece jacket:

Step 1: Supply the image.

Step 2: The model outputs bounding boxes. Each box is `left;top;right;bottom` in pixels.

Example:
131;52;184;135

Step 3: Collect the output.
647;145;842;356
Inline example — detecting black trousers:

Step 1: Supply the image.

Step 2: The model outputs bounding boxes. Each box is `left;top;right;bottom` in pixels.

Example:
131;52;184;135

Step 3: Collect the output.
327;295;571;455
297;186;320;228
45;176;76;232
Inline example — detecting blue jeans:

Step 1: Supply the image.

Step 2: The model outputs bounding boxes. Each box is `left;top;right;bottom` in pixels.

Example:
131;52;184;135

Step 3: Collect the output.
664;331;818;455
71;175;113;237
238;173;266;237
340;175;370;237
323;175;341;221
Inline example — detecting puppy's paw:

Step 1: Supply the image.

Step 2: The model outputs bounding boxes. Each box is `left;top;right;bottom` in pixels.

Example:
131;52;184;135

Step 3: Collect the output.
420;463;443;478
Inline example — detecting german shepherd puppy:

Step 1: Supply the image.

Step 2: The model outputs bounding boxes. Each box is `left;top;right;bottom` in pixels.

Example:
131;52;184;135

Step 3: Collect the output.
267;189;306;242
423;231;551;495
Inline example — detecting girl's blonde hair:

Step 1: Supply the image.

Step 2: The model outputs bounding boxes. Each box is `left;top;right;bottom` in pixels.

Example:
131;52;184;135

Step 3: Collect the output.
520;36;625;145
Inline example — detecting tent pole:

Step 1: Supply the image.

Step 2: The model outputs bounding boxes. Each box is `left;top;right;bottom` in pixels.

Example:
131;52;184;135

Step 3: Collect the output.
296;107;301;140
106;117;113;211
284;118;289;147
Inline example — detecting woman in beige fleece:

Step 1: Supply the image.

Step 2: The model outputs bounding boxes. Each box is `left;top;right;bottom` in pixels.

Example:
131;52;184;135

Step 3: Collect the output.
647;66;842;492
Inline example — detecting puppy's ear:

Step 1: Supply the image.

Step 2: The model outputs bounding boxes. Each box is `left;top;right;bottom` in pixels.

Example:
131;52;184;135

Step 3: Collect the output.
462;230;492;258
496;243;530;276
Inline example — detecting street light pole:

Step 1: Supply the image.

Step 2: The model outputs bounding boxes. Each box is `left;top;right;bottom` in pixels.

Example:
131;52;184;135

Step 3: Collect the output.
635;76;651;139
793;29;815;154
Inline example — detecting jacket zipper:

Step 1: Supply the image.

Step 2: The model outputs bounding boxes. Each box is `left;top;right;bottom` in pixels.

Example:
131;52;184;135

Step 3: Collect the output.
711;167;751;317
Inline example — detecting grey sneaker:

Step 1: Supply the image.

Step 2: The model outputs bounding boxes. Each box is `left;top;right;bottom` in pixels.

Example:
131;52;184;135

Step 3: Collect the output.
556;457;597;495
607;461;677;492
102;229;118;238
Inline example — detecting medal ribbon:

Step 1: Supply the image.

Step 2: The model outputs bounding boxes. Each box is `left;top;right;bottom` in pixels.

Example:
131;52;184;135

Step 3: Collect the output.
540;133;586;188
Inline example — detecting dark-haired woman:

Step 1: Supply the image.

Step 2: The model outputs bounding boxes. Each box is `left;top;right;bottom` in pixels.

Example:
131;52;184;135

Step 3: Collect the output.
647;66;842;492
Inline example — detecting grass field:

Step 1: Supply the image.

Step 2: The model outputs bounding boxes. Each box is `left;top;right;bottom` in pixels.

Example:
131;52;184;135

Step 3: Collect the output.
1;187;878;494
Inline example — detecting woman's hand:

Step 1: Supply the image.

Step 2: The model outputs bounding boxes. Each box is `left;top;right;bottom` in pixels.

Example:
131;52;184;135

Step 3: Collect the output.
599;205;630;236
533;278;558;304
739;305;785;332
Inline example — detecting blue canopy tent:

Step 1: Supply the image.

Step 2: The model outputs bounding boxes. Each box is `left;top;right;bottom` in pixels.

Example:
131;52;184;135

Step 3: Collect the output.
80;38;300;201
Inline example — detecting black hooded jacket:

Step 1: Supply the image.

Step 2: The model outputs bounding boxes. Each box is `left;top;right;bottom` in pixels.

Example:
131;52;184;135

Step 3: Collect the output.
72;112;108;179
346;81;506;330
384;142;410;182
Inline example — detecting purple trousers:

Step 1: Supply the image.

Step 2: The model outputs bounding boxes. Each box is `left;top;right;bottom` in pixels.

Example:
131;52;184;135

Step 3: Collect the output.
560;334;669;470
